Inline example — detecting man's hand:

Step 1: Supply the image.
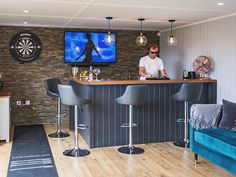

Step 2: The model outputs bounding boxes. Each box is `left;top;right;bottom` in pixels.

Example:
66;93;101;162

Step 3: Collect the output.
145;74;152;78
161;69;168;78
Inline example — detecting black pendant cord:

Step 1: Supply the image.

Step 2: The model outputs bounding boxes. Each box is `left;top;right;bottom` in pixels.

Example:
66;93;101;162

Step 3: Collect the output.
138;18;145;35
141;20;143;34
106;17;113;34
169;19;175;36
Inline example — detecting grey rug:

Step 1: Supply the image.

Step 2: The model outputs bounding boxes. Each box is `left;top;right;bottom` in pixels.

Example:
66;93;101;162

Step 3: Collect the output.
7;125;58;177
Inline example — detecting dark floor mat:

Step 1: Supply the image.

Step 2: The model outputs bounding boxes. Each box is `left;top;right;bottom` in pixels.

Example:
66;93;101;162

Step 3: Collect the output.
7;125;58;177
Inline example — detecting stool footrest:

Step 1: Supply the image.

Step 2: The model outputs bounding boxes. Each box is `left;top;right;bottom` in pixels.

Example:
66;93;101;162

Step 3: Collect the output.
177;118;185;123
78;124;88;130
56;113;68;119
121;123;137;128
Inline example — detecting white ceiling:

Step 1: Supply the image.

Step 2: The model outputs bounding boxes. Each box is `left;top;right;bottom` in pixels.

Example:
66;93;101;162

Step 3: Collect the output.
0;0;236;31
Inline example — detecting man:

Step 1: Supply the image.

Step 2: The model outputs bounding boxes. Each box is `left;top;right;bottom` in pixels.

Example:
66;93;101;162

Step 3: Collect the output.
76;32;101;63
139;44;168;80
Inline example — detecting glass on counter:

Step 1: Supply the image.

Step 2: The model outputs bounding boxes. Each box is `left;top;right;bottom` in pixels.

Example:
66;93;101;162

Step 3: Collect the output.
93;68;101;81
183;70;188;80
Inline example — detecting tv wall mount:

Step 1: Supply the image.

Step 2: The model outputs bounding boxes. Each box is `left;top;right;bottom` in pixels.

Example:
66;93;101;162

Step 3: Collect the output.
9;32;42;62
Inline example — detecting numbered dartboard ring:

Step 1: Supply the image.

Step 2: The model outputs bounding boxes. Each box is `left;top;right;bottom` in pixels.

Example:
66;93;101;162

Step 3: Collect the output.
10;32;42;62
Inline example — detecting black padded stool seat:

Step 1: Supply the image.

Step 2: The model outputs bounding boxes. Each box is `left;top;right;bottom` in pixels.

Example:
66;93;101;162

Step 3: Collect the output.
44;79;70;138
172;83;203;148
58;84;90;157
116;85;148;154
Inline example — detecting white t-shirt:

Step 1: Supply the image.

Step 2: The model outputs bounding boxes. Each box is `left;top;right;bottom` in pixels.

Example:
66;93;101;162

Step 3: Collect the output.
139;55;164;79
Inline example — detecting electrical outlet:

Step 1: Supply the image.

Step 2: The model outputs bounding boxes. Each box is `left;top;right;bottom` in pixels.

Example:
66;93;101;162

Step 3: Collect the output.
25;100;30;105
16;101;21;105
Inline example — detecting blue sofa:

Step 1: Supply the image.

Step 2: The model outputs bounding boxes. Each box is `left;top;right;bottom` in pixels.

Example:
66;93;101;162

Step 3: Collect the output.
190;126;236;174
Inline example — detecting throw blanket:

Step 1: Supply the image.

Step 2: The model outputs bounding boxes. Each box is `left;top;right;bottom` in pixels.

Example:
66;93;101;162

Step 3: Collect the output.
190;104;222;129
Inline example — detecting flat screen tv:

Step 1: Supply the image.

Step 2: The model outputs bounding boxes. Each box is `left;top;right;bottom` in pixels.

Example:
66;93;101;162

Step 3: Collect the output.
64;31;116;65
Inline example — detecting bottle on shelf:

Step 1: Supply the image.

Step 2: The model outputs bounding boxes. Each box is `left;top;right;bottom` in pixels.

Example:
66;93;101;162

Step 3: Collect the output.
88;66;93;81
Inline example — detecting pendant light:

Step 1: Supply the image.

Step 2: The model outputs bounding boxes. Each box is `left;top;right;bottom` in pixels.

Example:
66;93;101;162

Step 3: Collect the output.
167;19;177;46
136;18;147;47
104;17;115;45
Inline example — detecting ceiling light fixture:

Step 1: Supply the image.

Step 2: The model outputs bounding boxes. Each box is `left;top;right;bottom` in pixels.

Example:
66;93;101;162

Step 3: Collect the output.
136;18;147;46
23;10;29;13
217;2;224;6
167;19;177;46
104;17;115;45
23;21;28;24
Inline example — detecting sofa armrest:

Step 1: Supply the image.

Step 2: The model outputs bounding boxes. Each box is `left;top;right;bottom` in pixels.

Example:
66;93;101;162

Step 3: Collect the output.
189;125;196;150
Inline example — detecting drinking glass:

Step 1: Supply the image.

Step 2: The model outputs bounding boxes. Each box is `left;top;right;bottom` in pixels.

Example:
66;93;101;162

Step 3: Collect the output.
93;68;100;81
183;70;188;80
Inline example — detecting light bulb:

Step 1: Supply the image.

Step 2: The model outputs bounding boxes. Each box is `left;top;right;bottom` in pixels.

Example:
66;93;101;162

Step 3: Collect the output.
104;31;115;45
107;35;112;43
167;35;177;46
136;33;147;46
140;36;143;43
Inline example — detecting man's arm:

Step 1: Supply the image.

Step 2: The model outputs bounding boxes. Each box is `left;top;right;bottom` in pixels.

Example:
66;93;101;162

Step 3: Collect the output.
160;69;168;78
94;47;101;57
139;67;151;77
76;48;86;60
92;43;101;57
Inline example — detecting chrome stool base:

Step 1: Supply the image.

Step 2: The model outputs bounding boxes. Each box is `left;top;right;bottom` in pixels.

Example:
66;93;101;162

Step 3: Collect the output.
173;141;189;148
48;131;70;138
63;148;90;157
118;146;144;154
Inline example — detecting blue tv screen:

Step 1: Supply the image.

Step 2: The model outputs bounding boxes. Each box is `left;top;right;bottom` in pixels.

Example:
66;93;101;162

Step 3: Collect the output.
64;31;116;64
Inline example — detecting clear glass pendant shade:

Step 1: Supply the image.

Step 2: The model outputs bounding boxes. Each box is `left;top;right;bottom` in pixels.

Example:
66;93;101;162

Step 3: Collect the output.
167;34;177;46
167;20;177;47
136;18;147;47
104;31;115;45
104;17;115;45
136;33;147;46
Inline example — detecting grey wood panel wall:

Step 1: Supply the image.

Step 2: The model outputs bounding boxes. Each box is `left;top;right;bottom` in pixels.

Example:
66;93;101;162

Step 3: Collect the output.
160;15;236;103
70;81;216;148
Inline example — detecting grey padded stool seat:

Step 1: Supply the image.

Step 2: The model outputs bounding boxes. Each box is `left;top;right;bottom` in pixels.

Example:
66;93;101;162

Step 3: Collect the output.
116;85;148;154
172;83;203;148
58;84;90;157
44;79;70;138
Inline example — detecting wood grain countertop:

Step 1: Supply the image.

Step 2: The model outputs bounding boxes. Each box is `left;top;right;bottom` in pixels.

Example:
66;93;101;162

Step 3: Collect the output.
70;78;217;86
0;91;11;97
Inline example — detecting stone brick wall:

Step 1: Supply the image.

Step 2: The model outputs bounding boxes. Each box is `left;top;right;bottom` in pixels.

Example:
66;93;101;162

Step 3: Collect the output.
0;26;159;125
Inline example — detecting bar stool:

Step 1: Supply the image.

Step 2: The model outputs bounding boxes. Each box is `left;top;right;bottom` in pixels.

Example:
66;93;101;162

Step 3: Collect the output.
116;85;148;154
58;84;90;157
44;79;70;138
172;83;203;148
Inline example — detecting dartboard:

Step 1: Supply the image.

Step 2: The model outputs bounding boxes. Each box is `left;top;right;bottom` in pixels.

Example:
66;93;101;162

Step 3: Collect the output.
10;32;42;62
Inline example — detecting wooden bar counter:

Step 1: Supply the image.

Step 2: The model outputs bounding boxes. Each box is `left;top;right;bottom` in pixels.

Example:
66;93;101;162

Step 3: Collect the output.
69;78;217;148
70;78;216;85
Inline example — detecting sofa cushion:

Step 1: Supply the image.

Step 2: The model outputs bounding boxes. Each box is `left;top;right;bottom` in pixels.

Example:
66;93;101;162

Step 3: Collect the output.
218;99;236;129
190;104;222;129
194;128;236;160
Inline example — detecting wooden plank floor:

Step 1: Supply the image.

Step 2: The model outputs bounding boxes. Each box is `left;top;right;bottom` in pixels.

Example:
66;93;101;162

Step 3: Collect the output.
0;124;235;177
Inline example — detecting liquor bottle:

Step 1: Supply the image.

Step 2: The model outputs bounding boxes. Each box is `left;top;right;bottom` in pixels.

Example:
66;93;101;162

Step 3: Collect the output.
88;66;93;81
